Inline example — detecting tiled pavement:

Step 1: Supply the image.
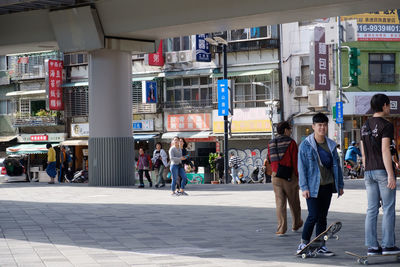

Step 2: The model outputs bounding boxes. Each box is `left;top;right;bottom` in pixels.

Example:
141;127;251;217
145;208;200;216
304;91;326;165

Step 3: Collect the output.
0;179;399;267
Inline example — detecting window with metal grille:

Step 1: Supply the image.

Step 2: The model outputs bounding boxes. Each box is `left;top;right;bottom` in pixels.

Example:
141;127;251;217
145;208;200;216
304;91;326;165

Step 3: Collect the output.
132;82;142;104
64;86;89;117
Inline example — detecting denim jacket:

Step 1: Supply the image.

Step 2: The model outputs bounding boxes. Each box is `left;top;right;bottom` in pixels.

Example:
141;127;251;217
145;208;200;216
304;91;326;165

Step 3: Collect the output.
298;133;344;198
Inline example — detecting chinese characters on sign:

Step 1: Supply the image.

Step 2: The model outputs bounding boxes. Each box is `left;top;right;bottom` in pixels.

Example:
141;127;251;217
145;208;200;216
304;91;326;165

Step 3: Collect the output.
336;102;343;124
217;79;229;116
48;60;64;110
30;135;48;142
342;9;400;41
132;120;154;131
196;34;211;62
167;114;211;131
313;27;330;90
146;40;165;66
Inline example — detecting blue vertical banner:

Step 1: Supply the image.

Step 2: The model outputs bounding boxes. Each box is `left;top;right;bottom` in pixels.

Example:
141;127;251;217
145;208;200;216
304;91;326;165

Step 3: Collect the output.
143;81;157;103
218;79;229;116
196;34;211;62
336;101;343;124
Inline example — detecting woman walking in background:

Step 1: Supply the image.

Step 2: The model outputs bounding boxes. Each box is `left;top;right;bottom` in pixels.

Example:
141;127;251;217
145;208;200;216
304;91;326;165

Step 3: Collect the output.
137;148;153;188
169;136;188;196
152;142;168;188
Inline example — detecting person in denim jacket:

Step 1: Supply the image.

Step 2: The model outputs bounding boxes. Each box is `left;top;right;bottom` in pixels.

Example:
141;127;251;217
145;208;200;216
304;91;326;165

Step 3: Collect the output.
297;113;344;256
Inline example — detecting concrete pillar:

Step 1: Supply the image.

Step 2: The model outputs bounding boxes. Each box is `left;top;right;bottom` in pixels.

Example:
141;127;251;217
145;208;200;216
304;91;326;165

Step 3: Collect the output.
88;49;134;186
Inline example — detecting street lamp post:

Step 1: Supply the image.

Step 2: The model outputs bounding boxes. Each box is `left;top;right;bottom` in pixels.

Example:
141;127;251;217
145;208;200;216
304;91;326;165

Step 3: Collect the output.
206;36;230;184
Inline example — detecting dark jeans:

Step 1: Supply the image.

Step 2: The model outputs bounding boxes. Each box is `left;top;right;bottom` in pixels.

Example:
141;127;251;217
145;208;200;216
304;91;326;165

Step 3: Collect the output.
138;169;152;186
302;184;333;244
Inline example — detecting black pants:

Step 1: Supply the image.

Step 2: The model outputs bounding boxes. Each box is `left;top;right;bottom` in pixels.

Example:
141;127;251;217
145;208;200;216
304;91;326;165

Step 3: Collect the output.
138;169;152;185
302;184;333;243
218;169;224;181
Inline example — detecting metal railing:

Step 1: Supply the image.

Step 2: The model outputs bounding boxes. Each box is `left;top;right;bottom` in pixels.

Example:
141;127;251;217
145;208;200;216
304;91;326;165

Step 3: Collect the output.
11;114;59;127
163;99;214;109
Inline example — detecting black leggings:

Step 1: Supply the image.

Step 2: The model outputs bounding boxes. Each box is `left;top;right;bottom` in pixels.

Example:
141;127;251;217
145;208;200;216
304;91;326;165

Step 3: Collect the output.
138;169;152;185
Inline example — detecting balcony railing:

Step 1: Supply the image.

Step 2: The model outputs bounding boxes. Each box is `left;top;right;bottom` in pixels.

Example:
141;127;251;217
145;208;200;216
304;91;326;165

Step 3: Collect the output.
11;114;59;127
132;103;157;114
163;99;214;109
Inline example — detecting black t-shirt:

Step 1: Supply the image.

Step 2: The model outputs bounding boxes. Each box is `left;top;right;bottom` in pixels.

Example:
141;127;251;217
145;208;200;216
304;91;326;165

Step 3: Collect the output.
361;117;394;171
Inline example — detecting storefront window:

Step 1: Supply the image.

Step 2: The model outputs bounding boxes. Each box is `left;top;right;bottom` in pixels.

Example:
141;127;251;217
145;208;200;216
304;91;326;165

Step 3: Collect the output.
231;29;248;41
184;89;191;100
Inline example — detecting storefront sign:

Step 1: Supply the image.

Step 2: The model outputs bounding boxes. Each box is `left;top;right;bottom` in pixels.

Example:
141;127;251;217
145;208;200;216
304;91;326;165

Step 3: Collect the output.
336;102;343;124
145;40;165;66
71;123;89;137
142;81;157;103
342;9;400;41
355;95;400;114
30;135;48;142
132;120;154;131
167;113;211;131
19;133;67;143
196;34;211;62
213;108;272;133
48;60;64;110
311;27;330;90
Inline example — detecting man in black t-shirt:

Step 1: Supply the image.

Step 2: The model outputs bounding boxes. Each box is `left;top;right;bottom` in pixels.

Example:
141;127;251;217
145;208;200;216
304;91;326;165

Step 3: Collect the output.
360;93;399;256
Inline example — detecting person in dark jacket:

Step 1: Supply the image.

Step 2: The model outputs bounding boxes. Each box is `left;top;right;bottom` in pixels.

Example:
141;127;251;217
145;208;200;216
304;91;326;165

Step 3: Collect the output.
215;153;225;183
137;147;153;188
268;121;303;237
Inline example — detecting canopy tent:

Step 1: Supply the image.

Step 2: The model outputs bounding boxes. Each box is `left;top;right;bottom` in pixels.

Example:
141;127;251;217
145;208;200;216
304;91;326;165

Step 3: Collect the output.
6;143;59;155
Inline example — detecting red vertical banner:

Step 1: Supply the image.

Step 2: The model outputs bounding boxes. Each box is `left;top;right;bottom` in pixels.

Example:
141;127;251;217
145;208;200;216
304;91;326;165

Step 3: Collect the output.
48;60;64;110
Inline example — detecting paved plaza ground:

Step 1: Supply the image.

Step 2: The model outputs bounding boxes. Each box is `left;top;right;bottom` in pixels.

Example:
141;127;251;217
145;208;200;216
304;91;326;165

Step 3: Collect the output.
0;179;399;267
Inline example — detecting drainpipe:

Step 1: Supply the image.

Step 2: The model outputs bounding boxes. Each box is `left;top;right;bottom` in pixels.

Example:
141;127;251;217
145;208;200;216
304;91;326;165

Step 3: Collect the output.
278;24;284;121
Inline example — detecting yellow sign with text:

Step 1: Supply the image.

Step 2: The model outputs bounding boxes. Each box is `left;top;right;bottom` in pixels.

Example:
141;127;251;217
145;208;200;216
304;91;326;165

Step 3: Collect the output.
341;9;399;24
213;120;272;133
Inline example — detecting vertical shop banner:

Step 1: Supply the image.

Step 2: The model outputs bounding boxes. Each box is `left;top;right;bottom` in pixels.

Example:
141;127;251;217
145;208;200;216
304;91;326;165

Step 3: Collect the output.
342;9;400;41
146;40;164;66
142;81;157;103
312;27;330;90
48;59;64;110
196;34;211;62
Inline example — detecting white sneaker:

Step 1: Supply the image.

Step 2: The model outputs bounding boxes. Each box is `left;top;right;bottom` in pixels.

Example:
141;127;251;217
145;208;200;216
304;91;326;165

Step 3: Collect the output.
317;246;335;256
296;243;306;254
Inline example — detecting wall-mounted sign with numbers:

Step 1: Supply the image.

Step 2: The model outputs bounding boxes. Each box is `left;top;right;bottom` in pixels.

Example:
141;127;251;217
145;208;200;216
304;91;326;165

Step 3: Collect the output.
48;59;64;110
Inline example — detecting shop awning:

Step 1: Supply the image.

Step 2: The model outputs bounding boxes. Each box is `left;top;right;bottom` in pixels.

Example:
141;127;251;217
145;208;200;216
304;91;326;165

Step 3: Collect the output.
133;134;158;140
6;90;46;97
62;81;89;87
165;69;213;78
132;76;157;82
61;140;88;146
161;131;211;139
211;132;272;138
0;135;18;142
6;143;59;155
210;69;275;78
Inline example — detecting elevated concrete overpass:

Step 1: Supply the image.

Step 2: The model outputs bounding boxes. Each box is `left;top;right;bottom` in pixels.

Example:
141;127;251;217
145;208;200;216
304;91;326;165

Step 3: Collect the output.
0;0;398;186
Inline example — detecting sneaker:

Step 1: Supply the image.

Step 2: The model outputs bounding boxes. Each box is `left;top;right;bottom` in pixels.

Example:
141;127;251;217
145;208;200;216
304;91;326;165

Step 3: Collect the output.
276;232;286;237
159;184;166;188
155;184;159;188
138;185;144;188
296;243;307;254
171;192;179;196
382;246;400;255
149;182;153;188
367;247;382;256
180;191;189;196
317;246;335;256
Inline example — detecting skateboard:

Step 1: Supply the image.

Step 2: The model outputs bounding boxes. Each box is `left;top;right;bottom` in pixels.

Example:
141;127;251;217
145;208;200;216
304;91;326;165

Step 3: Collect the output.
345;251;400;265
296;221;342;259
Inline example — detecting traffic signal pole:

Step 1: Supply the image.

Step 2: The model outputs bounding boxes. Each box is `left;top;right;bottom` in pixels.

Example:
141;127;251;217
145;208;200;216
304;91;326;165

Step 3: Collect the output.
337;16;344;168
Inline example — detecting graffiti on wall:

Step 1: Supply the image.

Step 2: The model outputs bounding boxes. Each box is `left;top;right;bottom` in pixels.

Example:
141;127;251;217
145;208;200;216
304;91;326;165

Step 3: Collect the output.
228;148;268;180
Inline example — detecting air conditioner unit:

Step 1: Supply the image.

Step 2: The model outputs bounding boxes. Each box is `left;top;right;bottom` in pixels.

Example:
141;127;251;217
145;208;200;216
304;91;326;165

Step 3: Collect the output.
178;50;193;63
165;52;178;64
294;86;309;98
308;90;327;109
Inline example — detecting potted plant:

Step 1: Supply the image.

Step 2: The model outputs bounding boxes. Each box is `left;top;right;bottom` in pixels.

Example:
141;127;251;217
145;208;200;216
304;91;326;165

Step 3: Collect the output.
208;152;219;184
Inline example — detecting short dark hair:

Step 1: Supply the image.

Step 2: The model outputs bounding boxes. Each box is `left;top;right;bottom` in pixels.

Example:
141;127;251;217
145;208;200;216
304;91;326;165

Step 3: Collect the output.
370;93;390;113
156;142;162;148
277;121;291;135
312;113;329;124
46;143;52;149
230;152;235;156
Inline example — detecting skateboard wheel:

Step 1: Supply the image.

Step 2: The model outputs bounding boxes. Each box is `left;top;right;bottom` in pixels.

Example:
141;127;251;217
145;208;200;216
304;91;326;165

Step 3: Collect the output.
323;235;328;241
363;260;368;265
334;235;339;240
357;259;361;264
302;253;307;259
